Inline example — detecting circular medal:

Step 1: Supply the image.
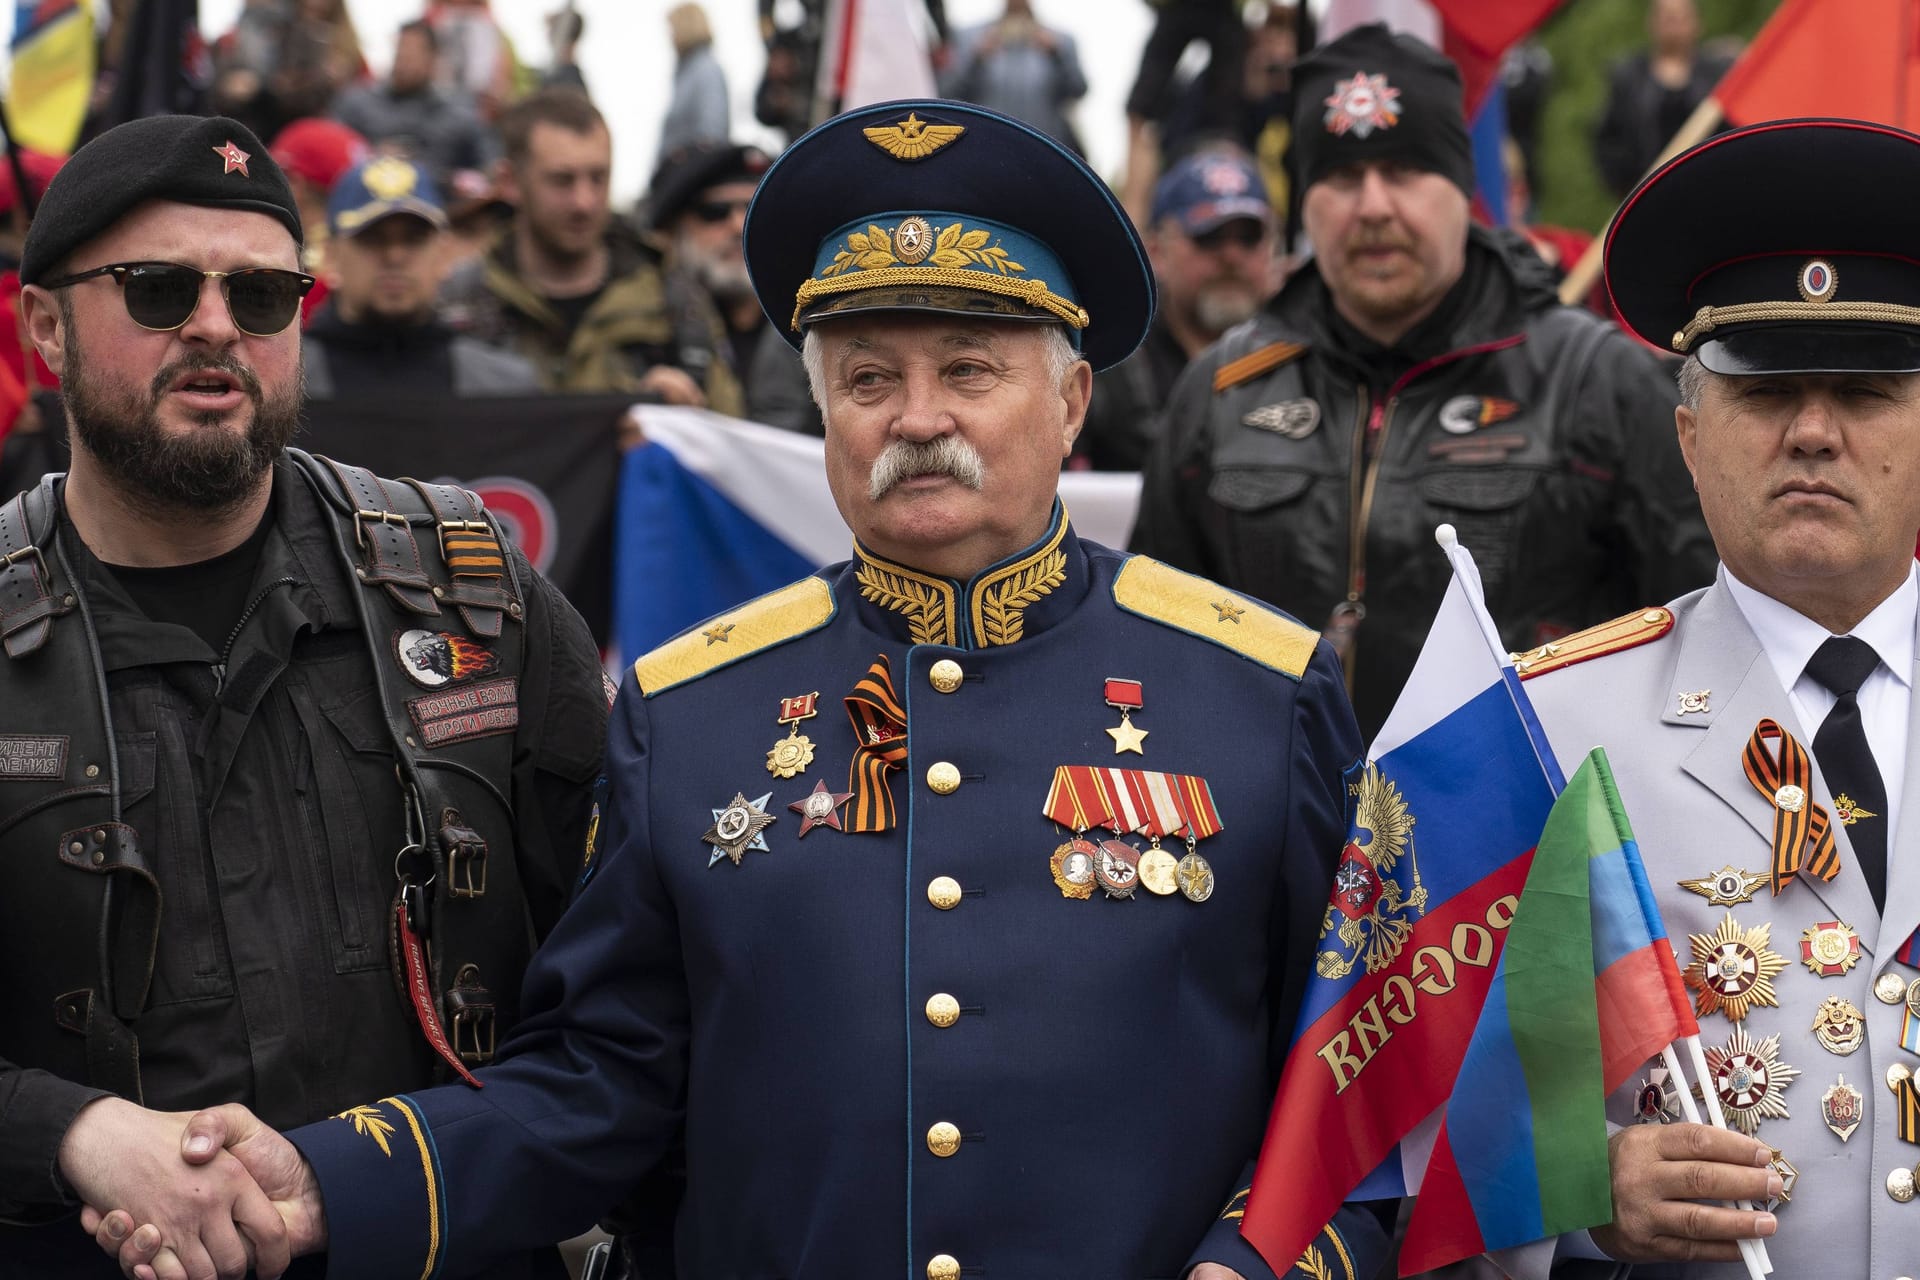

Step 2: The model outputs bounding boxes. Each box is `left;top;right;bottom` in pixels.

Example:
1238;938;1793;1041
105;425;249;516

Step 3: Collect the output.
1138;847;1180;896
766;732;816;779
1095;839;1141;899
1774;784;1806;813
1908;978;1920;1018
1049;838;1099;900
1176;852;1214;903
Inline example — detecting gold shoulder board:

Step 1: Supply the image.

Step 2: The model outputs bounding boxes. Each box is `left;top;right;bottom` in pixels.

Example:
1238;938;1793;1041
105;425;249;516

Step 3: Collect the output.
1111;556;1317;679
1212;340;1306;393
1512;607;1674;680
633;577;837;698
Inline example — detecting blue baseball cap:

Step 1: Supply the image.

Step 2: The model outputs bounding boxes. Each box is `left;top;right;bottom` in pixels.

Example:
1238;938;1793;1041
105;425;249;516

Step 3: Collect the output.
327;155;448;237
1150;150;1272;236
744;98;1154;372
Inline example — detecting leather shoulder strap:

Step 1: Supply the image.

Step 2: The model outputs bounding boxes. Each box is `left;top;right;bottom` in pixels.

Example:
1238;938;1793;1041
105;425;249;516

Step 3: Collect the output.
0;476;74;658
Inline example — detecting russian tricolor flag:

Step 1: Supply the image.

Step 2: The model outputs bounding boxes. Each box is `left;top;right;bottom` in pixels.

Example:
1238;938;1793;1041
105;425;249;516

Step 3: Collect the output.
1241;530;1562;1268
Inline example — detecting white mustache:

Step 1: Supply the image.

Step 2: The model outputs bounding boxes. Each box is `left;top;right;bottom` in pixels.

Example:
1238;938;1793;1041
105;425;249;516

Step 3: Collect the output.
867;436;986;500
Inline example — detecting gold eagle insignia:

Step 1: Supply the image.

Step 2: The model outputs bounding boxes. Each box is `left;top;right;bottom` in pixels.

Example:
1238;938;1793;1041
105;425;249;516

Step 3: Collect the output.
863;113;966;161
1317;763;1426;980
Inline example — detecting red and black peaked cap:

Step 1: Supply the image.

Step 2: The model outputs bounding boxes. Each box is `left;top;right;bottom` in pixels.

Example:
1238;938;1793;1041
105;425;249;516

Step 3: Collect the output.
1606;117;1920;375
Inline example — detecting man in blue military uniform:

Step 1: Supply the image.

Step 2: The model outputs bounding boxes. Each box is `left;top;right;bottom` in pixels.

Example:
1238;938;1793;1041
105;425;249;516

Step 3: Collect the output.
93;101;1389;1280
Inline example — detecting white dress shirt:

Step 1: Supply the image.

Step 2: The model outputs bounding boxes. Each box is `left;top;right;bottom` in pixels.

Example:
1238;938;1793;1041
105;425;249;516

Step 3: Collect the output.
1724;562;1917;845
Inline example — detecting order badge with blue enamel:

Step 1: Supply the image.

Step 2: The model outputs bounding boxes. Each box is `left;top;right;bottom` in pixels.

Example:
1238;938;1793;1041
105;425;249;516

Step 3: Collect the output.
703;792;776;867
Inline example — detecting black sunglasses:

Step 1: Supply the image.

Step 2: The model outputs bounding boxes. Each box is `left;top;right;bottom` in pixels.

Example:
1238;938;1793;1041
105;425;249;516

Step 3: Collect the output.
688;198;750;224
40;261;316;337
1191;221;1267;252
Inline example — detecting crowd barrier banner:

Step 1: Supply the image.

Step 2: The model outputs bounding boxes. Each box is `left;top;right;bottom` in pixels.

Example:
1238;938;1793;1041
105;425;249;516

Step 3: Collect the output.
619;404;1143;658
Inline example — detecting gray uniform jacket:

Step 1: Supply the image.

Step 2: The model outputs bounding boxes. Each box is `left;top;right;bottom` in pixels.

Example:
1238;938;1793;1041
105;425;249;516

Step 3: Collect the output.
1524;573;1920;1278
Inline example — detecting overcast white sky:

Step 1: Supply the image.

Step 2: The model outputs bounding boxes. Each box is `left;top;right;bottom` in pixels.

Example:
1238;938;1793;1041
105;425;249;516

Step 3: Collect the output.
187;0;1156;207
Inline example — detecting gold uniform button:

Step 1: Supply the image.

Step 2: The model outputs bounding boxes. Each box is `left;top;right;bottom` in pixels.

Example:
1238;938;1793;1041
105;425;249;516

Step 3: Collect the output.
929;659;964;694
927;762;962;795
927;876;962;910
1877;972;1909;1004
927;1255;961;1280
926;993;960;1027
927;1121;962;1157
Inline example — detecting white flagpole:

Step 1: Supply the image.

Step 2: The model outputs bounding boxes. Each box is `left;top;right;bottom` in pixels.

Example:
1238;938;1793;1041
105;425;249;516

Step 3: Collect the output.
1661;1043;1770;1278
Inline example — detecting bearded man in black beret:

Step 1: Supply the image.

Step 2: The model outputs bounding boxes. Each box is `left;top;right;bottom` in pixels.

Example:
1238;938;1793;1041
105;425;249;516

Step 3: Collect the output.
0;114;608;1280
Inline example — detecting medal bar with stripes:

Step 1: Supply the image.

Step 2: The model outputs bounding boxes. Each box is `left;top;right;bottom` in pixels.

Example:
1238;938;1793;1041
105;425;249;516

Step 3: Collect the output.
1044;765;1117;834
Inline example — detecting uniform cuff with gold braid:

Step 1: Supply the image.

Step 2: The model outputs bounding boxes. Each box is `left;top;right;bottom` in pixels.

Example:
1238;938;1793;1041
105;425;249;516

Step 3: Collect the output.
792;211;1090;333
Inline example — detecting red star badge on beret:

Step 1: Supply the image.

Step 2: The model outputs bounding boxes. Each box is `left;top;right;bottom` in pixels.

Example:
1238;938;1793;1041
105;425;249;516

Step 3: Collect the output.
213;140;251;177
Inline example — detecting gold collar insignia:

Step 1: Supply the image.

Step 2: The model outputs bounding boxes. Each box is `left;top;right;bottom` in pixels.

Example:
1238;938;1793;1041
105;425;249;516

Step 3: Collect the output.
853;517;1069;649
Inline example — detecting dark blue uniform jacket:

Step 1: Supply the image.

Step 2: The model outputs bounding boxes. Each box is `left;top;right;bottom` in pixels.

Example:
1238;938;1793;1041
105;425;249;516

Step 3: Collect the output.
291;510;1388;1280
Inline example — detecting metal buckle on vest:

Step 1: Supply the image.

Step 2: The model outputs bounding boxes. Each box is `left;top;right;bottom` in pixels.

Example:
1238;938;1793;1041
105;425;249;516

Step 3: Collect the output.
448;963;496;1065
352;507;409;551
2;542;47;576
441;809;488;898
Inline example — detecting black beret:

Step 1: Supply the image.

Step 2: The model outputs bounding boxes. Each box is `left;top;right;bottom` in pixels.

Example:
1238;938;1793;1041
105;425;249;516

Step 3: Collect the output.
648;142;771;231
20;114;302;286
1290;23;1473;198
1607;118;1920;374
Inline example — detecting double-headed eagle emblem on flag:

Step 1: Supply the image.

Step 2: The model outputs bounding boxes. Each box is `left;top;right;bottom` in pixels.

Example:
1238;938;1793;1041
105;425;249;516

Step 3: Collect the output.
1317;763;1427;979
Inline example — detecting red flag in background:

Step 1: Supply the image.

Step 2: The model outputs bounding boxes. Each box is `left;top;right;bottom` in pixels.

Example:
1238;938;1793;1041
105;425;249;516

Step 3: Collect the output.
1430;0;1562;115
1714;0;1920;126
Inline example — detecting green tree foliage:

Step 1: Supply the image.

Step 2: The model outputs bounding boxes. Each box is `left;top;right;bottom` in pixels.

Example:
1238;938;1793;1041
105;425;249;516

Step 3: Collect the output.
1533;0;1780;233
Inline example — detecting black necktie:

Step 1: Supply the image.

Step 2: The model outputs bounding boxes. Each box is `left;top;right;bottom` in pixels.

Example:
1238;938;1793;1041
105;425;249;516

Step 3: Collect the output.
1805;636;1888;910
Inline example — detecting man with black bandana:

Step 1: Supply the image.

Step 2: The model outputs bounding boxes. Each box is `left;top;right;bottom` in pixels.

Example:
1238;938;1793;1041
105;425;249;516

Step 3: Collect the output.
1134;23;1717;739
0;114;607;1279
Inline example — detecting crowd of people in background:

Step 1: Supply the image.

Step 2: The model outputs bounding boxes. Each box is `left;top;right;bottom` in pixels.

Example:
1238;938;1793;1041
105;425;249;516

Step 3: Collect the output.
0;0;1747;486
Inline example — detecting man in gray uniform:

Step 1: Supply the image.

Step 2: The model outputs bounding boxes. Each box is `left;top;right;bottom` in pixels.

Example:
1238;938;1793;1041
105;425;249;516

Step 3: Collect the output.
1514;117;1920;1275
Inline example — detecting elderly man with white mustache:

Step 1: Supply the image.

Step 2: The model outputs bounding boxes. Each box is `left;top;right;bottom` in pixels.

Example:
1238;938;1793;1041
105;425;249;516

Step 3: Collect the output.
87;98;1393;1280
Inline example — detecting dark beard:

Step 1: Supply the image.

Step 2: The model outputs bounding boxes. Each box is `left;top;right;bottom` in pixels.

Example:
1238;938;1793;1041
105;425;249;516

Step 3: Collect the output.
63;333;302;517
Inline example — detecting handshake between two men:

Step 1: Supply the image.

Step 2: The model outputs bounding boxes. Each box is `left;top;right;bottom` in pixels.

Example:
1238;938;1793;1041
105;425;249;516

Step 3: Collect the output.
59;1097;322;1280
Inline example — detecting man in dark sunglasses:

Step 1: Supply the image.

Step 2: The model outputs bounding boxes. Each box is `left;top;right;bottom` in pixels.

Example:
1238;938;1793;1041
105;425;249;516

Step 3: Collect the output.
648;141;822;436
1;113;608;1280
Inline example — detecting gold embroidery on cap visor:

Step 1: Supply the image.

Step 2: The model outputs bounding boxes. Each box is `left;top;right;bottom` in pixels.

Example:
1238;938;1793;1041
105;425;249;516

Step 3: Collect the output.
792;220;1090;332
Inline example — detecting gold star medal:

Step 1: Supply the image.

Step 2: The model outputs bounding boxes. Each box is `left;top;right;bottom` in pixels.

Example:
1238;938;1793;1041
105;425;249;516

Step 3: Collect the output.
1103;677;1147;755
766;692;819;779
1706;1025;1800;1135
1684;913;1786;1022
702;792;776;867
1800;920;1862;976
1812;996;1866;1055
1677;865;1768;906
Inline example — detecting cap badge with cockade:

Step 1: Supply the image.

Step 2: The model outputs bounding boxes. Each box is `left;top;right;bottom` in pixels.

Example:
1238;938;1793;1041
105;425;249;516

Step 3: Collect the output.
1798;258;1838;304
1323;72;1401;138
213;140;251;177
862;112;966;161
361;156;419;201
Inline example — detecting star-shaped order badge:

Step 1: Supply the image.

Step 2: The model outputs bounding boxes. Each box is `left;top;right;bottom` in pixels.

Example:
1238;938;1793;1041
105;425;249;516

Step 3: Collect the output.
703;792;776;867
1684;912;1786;1022
1706;1024;1799;1136
789;779;853;837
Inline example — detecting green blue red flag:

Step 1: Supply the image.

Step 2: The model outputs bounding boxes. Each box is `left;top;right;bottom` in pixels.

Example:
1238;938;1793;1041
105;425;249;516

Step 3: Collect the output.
1397;748;1699;1272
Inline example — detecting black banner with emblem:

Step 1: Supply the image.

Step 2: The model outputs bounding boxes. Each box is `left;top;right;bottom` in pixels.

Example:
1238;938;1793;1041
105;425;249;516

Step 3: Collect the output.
1;392;625;645
297;393;623;644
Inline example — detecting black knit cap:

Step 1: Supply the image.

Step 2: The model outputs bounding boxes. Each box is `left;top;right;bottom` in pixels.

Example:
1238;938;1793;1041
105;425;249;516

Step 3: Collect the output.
1290;24;1473;198
20;114;302;286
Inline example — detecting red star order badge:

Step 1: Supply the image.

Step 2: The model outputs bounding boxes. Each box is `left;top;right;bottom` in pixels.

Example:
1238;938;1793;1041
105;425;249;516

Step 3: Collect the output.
213;140;251;177
789;778;853;837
